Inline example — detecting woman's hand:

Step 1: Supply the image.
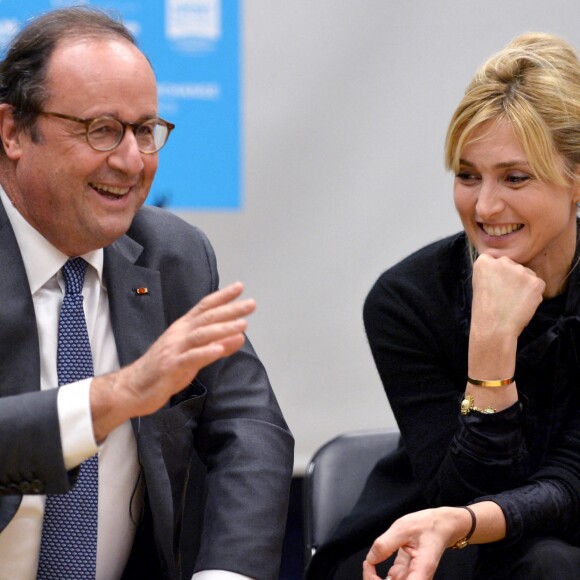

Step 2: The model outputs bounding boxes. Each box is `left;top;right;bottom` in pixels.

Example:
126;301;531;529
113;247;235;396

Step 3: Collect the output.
363;507;467;580
468;253;545;381
363;502;506;580
471;253;545;340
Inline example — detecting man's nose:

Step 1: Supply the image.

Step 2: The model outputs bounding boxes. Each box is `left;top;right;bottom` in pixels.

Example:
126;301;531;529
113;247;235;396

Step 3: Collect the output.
107;129;145;174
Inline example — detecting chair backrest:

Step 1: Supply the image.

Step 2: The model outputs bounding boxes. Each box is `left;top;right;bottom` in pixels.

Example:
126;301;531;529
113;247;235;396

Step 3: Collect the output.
302;428;400;568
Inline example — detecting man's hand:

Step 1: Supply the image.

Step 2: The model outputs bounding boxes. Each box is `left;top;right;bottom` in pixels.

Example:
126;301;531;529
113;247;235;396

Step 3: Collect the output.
90;282;255;440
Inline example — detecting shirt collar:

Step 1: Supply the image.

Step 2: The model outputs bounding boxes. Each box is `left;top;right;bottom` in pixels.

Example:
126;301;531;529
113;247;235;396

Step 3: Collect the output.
0;185;104;294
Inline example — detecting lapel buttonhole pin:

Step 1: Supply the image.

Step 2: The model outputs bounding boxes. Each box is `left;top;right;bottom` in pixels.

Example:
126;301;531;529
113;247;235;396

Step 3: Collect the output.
134;287;150;296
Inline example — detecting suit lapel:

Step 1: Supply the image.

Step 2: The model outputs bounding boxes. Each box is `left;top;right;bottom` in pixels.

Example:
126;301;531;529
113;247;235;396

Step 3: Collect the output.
104;237;166;368
0;200;40;397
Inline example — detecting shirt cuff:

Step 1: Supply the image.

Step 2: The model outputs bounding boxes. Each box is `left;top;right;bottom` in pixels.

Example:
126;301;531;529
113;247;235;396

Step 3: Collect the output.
57;378;98;470
192;571;254;580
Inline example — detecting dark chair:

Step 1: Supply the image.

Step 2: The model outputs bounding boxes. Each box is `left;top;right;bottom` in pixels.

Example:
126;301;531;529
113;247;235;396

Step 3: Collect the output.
302;428;400;571
302;428;478;579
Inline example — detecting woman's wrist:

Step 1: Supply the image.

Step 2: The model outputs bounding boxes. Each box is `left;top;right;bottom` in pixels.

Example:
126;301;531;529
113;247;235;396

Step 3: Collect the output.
447;502;507;546
468;330;517;379
445;507;476;549
449;507;476;549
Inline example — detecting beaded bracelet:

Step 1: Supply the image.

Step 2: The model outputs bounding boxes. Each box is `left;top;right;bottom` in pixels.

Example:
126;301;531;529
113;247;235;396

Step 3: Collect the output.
460;394;496;415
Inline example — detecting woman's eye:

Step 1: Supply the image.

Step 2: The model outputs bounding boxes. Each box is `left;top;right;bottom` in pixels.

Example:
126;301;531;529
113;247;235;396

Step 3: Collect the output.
456;172;478;182
505;174;530;184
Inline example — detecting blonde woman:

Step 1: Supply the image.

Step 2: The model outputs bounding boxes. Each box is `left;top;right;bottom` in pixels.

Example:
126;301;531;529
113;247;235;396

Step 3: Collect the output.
359;33;580;580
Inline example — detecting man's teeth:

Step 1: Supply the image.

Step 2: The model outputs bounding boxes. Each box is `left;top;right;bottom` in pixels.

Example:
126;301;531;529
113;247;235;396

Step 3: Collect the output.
482;224;523;236
91;183;129;195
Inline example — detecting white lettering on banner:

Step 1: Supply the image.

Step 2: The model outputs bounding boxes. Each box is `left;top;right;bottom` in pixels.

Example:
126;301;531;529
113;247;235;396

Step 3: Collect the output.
165;0;221;40
158;82;221;100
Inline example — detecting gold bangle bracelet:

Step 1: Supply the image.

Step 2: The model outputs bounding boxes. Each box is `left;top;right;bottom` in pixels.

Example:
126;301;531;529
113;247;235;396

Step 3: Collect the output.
467;376;515;388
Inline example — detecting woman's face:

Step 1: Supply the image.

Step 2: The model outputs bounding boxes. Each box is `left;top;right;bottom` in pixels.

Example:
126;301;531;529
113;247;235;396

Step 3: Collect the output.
454;120;580;290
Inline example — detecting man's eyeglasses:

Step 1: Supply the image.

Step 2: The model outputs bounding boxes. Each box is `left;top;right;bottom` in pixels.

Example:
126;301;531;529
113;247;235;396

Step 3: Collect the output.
35;111;175;154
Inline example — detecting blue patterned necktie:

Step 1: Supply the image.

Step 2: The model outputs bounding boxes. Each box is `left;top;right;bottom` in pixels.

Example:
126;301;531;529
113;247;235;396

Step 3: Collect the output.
37;258;98;579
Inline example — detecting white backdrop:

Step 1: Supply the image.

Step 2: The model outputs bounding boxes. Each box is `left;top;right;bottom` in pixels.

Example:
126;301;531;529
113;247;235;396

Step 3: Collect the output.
178;0;580;472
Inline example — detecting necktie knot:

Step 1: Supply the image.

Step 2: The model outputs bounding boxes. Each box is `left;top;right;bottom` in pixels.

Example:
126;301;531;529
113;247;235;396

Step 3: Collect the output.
62;257;88;295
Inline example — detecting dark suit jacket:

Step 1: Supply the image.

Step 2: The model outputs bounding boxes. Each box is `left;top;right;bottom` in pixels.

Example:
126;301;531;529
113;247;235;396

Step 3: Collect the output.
0;201;294;580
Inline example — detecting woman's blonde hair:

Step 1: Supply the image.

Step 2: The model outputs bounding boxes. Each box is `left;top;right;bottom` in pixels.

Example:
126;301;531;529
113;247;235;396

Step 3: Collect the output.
445;32;580;185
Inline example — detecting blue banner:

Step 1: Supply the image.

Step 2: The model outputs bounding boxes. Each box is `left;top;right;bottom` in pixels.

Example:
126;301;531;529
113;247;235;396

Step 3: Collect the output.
0;0;242;210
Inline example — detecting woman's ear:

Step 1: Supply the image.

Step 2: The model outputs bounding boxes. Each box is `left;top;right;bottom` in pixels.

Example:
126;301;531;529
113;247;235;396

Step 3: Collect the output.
572;169;580;207
0;104;23;160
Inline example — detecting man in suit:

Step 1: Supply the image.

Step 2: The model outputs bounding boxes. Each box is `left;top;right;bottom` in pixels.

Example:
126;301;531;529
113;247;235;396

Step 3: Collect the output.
0;6;293;580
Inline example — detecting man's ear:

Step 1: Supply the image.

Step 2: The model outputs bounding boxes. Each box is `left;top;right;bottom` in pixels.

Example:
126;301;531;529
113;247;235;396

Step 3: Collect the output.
0;104;23;160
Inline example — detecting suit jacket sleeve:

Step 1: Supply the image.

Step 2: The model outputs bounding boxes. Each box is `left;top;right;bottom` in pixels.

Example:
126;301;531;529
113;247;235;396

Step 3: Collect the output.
0;390;72;497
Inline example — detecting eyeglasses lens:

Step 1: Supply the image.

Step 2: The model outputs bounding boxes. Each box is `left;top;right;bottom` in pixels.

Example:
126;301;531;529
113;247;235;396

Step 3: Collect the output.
87;118;169;153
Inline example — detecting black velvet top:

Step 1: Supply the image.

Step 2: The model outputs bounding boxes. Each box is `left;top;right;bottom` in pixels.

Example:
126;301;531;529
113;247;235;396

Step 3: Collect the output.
363;231;580;546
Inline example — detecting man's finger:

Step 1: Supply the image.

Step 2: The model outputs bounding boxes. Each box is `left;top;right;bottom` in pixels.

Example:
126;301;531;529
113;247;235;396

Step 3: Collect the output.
185;318;248;348
192;282;245;314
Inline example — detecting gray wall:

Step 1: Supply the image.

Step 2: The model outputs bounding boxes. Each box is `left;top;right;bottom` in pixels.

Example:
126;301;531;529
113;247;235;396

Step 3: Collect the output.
178;0;580;472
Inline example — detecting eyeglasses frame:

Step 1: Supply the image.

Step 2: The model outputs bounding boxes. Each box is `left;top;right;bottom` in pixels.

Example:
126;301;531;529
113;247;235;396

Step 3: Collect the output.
34;110;175;154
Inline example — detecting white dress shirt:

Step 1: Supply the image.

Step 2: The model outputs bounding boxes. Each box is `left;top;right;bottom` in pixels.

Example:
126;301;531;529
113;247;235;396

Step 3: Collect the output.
0;188;252;580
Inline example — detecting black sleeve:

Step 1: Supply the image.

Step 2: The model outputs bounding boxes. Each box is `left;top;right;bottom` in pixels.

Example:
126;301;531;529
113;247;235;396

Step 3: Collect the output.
363;242;532;506
364;240;580;542
478;410;580;544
